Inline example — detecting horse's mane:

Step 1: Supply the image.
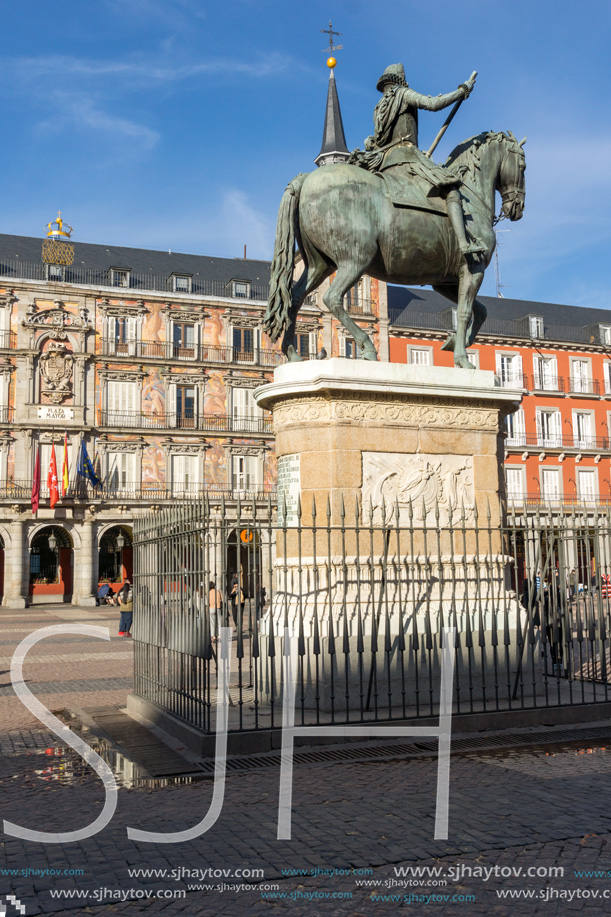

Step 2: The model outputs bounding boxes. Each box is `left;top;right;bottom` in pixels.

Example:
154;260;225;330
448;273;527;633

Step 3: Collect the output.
444;131;513;182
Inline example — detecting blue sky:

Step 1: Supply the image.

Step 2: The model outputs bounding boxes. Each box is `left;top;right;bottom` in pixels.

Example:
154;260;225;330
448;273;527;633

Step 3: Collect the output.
1;0;609;307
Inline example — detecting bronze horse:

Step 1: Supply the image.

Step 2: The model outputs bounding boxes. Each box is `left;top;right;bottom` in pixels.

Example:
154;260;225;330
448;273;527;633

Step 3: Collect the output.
264;131;526;368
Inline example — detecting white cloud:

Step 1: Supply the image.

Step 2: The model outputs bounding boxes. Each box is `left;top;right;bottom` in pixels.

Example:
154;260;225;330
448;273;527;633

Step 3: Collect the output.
36;93;159;151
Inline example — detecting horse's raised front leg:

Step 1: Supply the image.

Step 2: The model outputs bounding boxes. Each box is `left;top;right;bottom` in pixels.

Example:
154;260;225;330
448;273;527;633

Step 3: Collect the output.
323;265;377;361
454;263;485;369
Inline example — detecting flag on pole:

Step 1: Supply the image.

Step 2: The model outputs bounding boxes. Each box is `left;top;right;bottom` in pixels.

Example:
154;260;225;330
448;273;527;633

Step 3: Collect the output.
62;433;69;497
48;443;59;508
77;439;102;489
31;445;41;515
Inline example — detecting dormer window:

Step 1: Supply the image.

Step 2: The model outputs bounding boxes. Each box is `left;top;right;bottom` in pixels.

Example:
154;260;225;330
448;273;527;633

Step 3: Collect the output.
110;268;130;288
600;325;611;346
172;274;192;294
46;263;64;282
529;315;544;339
232;281;250;299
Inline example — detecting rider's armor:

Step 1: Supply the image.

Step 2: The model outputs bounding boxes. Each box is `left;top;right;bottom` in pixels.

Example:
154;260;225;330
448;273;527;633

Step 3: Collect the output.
361;63;485;258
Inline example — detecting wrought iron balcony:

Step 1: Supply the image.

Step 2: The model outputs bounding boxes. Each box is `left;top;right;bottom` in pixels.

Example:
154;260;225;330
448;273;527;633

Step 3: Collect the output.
0;406;14;423
496;372;527;390
101;340;284;367
507;492;611;507
0;479;277;503
505;433;609;451
528;373;565;393
0;331;16;349
97;410;273;434
567;376;600;395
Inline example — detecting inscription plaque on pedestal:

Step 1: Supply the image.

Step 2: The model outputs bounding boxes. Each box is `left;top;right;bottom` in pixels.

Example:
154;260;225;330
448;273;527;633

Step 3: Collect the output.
277;453;300;526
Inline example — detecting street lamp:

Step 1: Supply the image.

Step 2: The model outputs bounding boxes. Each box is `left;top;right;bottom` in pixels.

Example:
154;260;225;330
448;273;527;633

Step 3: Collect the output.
116;531;125;583
48;531;58;585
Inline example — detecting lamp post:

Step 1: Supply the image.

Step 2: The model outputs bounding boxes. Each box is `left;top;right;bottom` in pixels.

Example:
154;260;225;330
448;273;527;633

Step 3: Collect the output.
116;531;125;583
48;531;58;584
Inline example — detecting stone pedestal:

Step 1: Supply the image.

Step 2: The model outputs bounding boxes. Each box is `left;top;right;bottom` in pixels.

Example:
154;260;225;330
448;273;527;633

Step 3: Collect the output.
254;360;529;710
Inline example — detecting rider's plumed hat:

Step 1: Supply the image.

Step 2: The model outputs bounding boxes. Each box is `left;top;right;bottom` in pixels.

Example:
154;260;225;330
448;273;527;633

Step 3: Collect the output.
376;63;407;92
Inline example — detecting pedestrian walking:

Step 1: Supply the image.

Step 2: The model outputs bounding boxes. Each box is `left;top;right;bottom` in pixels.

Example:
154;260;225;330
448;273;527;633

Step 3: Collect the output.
208;580;223;642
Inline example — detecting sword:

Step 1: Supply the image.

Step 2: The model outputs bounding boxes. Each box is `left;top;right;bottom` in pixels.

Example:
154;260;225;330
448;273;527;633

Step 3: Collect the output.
424;71;477;159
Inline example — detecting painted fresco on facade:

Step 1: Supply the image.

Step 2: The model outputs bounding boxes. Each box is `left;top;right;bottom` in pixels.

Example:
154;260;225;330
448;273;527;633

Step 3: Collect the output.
142;438;166;485
142;369;165;417
204;372;227;415
205;440;227;487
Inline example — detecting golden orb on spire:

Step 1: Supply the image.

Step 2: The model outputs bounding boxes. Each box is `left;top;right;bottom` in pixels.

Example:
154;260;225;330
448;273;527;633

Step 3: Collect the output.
327;56;337;69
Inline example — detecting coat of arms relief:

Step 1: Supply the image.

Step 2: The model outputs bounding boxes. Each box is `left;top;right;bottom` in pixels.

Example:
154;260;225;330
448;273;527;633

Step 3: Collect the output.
39;341;74;404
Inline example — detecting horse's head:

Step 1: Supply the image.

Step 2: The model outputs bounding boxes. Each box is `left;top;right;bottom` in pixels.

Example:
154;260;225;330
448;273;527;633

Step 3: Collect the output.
498;133;526;221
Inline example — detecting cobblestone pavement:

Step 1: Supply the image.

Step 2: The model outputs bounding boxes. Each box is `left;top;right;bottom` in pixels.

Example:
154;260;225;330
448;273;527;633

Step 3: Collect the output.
3;607;611;916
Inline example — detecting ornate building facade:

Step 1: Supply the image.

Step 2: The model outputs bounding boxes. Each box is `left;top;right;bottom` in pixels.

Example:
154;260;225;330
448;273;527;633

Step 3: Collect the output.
0;230;384;605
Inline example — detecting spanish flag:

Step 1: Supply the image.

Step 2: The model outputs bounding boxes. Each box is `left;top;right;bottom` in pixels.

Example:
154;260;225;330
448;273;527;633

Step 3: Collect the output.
61;433;69;497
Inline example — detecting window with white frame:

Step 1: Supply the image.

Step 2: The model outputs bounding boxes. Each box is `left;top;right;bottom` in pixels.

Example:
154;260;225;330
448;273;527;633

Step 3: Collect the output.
573;411;594;448
600;325;611;345
172;322;197;359
495;352;523;388
232;387;263;432
106;451;136;491
505;408;526;446
505;467;525;501
466;349;480;369
540;467;561;500
604;362;611;395
105;315;138;356
529;315;544;338
408;347;432;366
577;469;597;501
570;358;591;393
536;409;562;447
232;454;261;492
110;269;130;288
106;379;138;426
340;336;358;359
171;453;200;495
533;354;559;391
232;281;250;299
172;275;192;294
176;385;196;428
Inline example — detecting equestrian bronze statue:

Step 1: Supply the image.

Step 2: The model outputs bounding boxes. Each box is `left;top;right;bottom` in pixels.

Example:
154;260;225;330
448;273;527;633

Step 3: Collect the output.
264;65;526;369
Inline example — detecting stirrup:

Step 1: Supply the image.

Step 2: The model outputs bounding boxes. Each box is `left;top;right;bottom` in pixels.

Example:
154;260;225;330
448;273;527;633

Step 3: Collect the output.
460;240;486;257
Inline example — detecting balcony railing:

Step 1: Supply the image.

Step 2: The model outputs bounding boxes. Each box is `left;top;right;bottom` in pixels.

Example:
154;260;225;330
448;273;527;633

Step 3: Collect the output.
344;297;375;316
0;331;16;349
529;373;564;393
505;433;609;451
0;479;277;502
0;258;272;302
567;376;600;395
496;373;527;389
507;493;611;506
97;411;273;433
0;406;14;423
101;340;284;366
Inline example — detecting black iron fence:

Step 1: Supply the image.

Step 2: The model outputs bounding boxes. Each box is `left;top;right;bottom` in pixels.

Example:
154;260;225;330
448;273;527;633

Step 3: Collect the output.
131;498;611;734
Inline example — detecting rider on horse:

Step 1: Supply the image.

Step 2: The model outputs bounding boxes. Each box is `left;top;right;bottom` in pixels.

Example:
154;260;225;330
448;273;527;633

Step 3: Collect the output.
357;63;485;259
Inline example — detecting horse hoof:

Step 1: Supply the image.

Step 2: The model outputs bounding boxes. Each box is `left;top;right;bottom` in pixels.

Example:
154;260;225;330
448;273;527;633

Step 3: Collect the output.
455;356;476;370
361;342;378;361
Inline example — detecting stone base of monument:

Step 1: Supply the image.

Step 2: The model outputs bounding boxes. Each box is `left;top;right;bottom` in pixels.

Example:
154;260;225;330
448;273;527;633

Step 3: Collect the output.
254;359;531;712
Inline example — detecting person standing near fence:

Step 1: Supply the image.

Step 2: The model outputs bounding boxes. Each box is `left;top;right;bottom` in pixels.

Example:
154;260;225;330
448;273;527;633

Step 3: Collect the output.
118;581;133;637
208;580;223;643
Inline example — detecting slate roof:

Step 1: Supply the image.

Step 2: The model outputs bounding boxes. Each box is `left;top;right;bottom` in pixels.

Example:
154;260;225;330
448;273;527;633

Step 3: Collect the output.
0;233;271;285
388;286;611;344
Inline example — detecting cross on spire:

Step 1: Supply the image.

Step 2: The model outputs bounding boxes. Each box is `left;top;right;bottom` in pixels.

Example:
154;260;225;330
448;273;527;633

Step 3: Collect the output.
321;20;343;54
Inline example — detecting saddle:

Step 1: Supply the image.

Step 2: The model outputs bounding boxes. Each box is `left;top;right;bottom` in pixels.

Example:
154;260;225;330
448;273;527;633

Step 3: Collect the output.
378;168;449;215
374;146;450;216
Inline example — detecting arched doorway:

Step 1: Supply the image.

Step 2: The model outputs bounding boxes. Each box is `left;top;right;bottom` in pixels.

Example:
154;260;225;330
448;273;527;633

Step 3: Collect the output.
99;526;133;593
29;526;73;603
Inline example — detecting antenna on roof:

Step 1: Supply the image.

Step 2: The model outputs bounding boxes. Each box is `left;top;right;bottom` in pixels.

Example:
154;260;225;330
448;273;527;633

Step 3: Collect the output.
244;245;247;259
494;228;511;298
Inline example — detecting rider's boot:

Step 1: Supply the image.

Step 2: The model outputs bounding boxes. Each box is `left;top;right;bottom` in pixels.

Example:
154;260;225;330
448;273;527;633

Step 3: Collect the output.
446;190;486;259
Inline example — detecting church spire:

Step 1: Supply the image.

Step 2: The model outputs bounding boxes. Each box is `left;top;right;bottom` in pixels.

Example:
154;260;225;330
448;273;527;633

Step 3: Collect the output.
315;23;349;167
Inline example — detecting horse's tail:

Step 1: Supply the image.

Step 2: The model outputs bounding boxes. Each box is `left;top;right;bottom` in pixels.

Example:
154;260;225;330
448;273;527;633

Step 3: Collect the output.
264;172;308;343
